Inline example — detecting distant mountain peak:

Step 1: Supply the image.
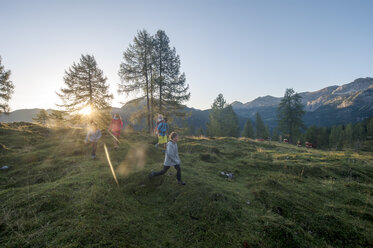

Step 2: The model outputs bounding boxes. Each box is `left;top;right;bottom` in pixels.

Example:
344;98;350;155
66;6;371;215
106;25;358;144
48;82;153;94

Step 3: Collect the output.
332;77;373;95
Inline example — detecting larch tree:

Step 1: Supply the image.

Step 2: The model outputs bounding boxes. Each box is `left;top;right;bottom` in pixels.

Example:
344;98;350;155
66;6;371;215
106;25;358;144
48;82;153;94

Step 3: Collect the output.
206;94;239;137
56;54;113;126
222;105;240;137
242;119;254;138
118;30;153;133
206;94;226;136
153;30;190;117
344;123;354;146
255;112;268;139
277;88;305;144
0;56;14;113
329;125;344;150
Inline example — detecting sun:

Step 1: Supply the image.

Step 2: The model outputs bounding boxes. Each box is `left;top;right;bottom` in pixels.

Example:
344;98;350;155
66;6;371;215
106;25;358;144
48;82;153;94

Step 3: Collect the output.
79;105;92;115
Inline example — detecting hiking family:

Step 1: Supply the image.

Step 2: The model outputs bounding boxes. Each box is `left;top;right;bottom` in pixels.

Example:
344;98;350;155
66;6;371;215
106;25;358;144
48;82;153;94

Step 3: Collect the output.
84;113;185;185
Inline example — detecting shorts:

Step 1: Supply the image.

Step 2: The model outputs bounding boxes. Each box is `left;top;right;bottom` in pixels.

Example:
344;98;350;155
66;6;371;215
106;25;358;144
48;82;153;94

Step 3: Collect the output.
158;135;167;144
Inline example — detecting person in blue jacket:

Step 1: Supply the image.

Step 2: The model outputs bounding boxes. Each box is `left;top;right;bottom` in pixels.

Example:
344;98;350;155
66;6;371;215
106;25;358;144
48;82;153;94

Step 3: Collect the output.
156;117;169;150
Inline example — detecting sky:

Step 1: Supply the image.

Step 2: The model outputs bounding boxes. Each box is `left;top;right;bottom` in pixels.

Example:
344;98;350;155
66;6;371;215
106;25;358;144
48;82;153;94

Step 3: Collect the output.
1;0;373;111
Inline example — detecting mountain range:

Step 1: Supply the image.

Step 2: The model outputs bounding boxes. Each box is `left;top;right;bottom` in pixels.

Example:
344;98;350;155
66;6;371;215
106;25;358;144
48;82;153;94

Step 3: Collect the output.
231;77;373;129
1;77;373;132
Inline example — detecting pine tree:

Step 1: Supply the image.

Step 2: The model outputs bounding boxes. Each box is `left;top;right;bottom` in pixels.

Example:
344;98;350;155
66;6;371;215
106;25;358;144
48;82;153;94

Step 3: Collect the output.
153;30;170;115
118;30;153;133
255;112;268;139
57;54;113;126
317;127;330;148
344;123;354;146
329;125;344;150
223;105;240;137
33;110;49;125
305;125;318;144
0;56;14;113
153;30;190;117
329;126;337;149
206;94;226;136
206;94;239;137
277;88;305;144
353;122;366;141
242;119;254;138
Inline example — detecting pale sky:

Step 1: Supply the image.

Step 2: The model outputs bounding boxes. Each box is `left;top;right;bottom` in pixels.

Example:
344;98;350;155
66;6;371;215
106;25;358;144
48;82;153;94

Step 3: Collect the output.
1;0;373;111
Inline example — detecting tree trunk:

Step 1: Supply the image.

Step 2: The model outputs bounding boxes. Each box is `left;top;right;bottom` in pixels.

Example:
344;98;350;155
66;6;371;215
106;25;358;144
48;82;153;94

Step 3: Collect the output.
150;71;154;131
145;57;151;134
88;66;93;122
158;50;162;115
88;66;93;106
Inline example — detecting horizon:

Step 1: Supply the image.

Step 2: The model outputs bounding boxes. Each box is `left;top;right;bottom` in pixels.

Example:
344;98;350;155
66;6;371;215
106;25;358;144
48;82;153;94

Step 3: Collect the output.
1;0;373;112
5;75;372;112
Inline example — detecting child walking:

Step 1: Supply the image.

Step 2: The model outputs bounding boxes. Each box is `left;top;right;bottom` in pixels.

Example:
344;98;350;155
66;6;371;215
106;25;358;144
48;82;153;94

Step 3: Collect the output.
156;117;169;150
109;113;124;149
85;121;102;159
149;132;185;185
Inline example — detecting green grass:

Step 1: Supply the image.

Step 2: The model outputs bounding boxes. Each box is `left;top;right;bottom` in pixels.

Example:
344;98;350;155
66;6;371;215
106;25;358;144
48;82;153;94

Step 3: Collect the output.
0;122;372;247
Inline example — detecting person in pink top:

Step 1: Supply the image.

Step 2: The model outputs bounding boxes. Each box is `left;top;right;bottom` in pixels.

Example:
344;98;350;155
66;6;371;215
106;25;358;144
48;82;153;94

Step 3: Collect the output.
109;113;124;149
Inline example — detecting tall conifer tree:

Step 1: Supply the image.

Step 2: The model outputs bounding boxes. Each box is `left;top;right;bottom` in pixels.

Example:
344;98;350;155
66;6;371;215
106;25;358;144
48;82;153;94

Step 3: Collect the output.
242;119;254;138
329;125;344;150
277;88;305;143
207;94;226;136
207;94;239;137
344;123;354;146
119;30;153;132
57;54;113;125
153;30;190;116
0;56;14;113
255;112;268;139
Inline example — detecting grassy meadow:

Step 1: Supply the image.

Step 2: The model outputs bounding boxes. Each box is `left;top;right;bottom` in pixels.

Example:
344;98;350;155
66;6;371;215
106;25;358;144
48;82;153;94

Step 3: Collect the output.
0;122;372;247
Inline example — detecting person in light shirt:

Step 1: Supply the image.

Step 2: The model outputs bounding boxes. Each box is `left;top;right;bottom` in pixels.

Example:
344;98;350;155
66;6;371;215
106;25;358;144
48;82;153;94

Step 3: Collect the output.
149;132;185;185
85;121;102;159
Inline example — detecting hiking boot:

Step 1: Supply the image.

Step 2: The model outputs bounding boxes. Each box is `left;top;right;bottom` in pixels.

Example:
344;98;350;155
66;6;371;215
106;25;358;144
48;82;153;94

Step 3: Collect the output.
91;155;96;160
178;180;186;185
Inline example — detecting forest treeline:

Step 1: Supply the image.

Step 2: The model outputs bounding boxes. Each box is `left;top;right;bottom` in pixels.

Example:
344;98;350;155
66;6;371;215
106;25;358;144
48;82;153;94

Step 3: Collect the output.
195;91;373;151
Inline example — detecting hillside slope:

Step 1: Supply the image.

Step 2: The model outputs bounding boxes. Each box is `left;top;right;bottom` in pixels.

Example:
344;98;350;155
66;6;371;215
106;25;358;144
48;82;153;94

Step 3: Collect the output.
0;123;372;247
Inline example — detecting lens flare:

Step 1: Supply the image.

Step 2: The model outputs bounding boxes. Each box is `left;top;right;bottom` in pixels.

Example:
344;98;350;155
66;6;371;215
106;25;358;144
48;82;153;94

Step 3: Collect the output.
117;143;147;176
108;130;120;144
104;143;119;187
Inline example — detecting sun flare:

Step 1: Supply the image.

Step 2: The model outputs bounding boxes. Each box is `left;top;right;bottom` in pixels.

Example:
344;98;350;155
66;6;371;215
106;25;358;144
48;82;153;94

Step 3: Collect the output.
79;106;92;115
